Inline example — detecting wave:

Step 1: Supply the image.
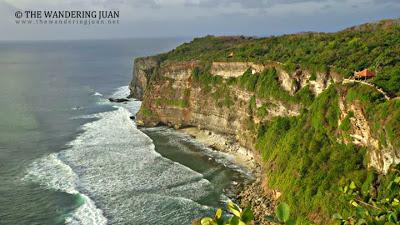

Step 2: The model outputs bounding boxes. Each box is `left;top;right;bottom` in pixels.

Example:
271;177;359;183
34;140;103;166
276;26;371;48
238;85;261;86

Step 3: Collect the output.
109;85;130;99
23;154;107;225
23;86;215;225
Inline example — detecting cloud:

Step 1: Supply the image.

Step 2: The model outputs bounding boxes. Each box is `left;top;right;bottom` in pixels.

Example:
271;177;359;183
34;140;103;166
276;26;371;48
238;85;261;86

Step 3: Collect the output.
373;0;400;3
2;0;161;10
184;0;340;9
0;0;399;40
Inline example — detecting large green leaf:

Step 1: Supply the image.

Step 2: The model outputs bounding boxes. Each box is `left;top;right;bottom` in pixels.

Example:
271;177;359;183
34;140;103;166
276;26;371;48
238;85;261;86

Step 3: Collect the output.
388;212;398;223
241;207;254;223
276;202;290;223
229;216;240;225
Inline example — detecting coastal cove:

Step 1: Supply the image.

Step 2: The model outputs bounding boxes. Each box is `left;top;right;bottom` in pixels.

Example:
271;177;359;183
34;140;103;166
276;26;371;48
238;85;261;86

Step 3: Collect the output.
1;16;399;225
0;39;257;225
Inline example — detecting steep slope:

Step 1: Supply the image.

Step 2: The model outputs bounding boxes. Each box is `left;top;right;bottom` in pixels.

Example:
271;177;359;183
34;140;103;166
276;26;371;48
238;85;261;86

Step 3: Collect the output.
130;18;400;224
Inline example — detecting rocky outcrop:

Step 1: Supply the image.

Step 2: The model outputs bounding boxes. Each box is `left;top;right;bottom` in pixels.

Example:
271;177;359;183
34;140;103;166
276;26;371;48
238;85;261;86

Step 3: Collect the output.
209;62;339;96
210;62;267;78
338;95;400;174
278;68;341;95
129;56;159;100
108;97;129;103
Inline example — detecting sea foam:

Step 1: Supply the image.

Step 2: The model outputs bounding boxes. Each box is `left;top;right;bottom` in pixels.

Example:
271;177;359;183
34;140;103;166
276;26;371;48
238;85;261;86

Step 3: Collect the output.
24;86;214;224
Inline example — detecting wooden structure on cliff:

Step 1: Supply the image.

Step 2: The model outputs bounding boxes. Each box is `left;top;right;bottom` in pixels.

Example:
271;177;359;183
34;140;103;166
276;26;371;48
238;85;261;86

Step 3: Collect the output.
354;69;376;80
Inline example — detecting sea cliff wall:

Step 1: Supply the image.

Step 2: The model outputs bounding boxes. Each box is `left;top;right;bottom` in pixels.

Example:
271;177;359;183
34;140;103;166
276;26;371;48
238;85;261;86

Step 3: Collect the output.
132;59;334;151
130;54;400;224
131;57;399;174
129;56;159;100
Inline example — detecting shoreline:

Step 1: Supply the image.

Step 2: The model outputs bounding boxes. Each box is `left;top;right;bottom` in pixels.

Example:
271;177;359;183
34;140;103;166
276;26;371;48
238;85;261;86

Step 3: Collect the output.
177;127;260;175
176;127;276;225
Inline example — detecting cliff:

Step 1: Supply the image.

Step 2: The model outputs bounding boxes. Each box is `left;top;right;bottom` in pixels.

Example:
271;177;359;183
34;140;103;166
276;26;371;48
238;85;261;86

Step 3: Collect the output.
129;56;159;100
135;60;334;147
133;58;399;170
129;19;400;224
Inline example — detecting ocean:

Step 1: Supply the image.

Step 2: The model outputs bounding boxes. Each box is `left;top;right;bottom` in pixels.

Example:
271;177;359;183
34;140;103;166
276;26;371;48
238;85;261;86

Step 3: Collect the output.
0;39;250;225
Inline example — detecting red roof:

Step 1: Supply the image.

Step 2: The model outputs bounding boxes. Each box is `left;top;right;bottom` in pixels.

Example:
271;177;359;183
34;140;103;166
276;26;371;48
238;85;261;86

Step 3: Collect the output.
355;69;375;78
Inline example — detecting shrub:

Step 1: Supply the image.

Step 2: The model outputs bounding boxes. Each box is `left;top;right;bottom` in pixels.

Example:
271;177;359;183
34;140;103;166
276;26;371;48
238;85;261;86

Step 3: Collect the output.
334;168;400;225
200;202;254;225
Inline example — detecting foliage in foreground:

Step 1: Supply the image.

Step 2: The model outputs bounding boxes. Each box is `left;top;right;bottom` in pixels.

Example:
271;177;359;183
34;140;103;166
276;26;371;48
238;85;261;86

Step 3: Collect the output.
334;168;400;225
201;202;254;225
264;202;299;225
201;167;400;225
201;202;298;225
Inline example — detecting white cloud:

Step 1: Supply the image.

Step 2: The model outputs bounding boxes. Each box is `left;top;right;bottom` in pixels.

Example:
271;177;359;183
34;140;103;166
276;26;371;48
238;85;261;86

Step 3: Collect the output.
0;0;398;40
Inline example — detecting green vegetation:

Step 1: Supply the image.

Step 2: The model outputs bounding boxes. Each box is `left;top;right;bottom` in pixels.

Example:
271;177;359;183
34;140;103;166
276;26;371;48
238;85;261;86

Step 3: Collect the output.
155;98;189;108
257;104;268;117
159;19;400;96
192;63;223;93
186;64;399;224
255;86;369;224
200;202;254;225
192;65;314;107
201;202;295;225
201;167;400;225
343;83;400;149
142;18;400;225
191;64;234;108
334;167;400;225
250;83;400;224
339;111;353;132
339;111;354;141
138;106;152;117
265;202;298;225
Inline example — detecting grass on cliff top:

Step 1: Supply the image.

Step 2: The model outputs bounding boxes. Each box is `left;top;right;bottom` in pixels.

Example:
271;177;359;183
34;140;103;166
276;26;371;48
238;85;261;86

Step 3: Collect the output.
157;19;400;97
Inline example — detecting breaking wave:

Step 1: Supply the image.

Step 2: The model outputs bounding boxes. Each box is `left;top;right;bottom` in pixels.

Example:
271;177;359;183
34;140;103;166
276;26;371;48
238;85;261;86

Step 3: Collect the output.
23;86;214;224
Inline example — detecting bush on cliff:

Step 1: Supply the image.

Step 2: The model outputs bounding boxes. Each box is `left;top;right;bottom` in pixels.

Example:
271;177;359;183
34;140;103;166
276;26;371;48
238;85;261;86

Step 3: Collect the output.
334;166;400;225
256;86;369;224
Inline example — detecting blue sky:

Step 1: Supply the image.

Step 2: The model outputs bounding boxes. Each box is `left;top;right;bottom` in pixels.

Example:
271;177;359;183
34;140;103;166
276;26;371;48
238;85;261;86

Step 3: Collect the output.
0;0;399;40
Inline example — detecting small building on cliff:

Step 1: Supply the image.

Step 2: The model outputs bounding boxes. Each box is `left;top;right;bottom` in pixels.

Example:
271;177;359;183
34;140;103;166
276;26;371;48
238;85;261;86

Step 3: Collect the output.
354;69;376;79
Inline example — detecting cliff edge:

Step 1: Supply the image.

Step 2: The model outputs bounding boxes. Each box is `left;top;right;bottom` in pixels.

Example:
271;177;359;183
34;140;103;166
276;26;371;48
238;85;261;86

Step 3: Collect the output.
129;19;400;224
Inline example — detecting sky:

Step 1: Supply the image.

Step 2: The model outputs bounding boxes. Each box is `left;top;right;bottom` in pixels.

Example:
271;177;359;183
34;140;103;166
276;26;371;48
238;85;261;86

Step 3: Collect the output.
0;0;399;40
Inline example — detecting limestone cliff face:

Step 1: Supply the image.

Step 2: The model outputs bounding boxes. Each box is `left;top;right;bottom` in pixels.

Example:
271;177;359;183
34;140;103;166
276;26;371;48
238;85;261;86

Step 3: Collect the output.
129;56;159;100
210;62;268;78
136;60;247;144
338;96;400;174
131;59;338;150
131;57;400;175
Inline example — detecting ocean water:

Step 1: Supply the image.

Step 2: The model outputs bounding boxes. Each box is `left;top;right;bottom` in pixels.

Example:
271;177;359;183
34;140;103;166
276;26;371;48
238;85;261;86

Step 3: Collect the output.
0;39;250;225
